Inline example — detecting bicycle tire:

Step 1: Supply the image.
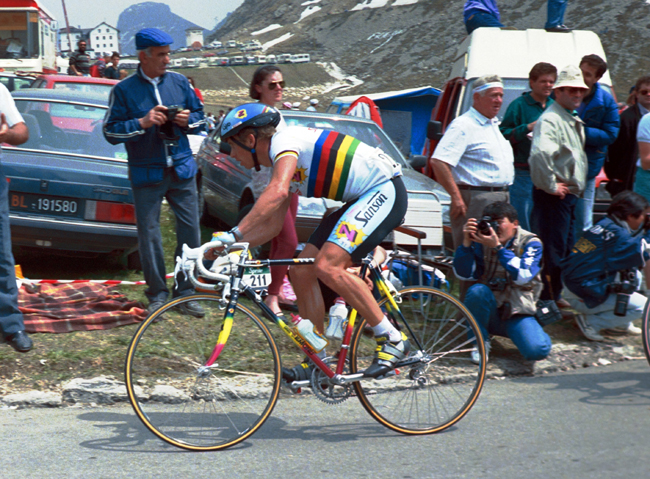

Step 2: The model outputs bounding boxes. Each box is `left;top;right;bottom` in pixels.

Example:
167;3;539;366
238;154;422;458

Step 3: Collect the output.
125;294;281;451
642;299;650;367
350;286;486;435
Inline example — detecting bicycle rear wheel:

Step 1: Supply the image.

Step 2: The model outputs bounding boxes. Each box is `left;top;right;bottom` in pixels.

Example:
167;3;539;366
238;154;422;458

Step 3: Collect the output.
125;295;281;451
642;299;650;367
350;286;486;434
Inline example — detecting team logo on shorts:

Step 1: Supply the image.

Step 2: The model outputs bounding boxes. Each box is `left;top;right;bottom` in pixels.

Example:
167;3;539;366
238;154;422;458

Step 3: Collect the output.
335;221;365;247
292;166;307;184
235;109;248;119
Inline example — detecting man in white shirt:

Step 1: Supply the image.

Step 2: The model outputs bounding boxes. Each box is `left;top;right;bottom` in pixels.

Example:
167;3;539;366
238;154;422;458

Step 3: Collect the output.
429;74;514;250
0;83;32;352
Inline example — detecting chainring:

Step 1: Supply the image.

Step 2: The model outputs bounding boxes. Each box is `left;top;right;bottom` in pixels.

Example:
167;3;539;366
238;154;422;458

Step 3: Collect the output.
311;357;352;405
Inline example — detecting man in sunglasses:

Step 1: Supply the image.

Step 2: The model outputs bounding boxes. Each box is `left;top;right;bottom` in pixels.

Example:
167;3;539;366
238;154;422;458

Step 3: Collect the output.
529;65;588;306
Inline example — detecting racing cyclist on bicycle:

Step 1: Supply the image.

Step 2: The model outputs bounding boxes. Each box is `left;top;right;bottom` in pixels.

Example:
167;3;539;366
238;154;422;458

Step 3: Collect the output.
212;103;409;380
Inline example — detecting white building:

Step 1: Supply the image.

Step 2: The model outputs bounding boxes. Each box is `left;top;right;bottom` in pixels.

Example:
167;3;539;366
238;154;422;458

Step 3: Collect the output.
185;28;204;49
58;22;120;55
89;23;119;54
58;27;86;53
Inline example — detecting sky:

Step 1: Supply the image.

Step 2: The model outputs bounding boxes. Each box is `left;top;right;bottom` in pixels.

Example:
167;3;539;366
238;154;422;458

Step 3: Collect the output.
38;0;243;31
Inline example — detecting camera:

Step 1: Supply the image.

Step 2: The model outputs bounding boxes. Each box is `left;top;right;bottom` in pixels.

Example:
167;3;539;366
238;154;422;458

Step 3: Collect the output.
611;269;637;317
477;215;499;235
158;105;182;143
487;277;507;291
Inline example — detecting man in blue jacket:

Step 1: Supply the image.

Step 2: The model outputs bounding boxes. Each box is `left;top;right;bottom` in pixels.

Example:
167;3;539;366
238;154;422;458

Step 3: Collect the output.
574;54;620;238
104;28;206;317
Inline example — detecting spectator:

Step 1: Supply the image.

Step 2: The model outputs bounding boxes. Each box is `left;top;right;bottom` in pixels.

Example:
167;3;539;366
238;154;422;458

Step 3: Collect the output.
103;52;120;80
0;83;33;352
606;78;650;197
292;101;301;110
214;109;225;130
561;191;649;341
91;51;111;78
103;28;206;318
463;0;503;35
68;40;91;76
574;54;620;238
429;74;513;252
545;0;571;32
186;76;203;103
205;112;216;131
454;201;551;363
500;62;557;231
306;98;319;111
282;101;292;110
248;65;298;316
529;65;588;304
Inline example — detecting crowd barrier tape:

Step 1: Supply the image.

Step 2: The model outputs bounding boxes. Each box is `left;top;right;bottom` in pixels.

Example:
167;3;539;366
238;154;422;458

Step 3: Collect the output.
15;265;174;286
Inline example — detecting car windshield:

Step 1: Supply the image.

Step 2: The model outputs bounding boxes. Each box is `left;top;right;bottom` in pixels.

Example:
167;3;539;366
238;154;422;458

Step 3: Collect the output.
283;114;409;168
12;99;127;159
49;82;114;100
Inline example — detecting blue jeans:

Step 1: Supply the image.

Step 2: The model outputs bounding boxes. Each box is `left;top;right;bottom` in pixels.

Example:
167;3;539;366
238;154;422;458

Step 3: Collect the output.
132;171;200;304
0;167;26;337
464;284;551;360
465;10;504;35
509;170;533;232
573;176;596;240
531;188;577;301
545;0;568;28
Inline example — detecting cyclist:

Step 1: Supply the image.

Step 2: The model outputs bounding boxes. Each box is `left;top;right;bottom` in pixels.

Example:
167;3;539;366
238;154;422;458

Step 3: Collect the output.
212;103;409;379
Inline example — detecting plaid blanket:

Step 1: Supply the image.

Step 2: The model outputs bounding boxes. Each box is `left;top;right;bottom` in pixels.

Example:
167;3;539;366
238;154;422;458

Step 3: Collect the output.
18;282;148;334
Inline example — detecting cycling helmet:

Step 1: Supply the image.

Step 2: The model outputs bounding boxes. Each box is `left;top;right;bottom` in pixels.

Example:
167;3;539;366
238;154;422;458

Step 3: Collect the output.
220;103;281;172
220;103;281;141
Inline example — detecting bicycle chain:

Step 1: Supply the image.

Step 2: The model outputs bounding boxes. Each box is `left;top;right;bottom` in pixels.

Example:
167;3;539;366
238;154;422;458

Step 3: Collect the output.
311;357;352;405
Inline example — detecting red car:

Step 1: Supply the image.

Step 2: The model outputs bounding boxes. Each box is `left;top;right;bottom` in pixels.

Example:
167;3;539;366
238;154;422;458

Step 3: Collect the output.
29;75;118;101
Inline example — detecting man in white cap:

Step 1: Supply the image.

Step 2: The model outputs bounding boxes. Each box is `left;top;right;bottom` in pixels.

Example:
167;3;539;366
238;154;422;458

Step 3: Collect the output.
306;98;319;111
529;65;588;306
429;74;514;251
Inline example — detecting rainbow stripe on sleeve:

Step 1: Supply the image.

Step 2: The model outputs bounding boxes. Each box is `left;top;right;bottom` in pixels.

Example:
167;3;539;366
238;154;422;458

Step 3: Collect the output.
307;130;361;200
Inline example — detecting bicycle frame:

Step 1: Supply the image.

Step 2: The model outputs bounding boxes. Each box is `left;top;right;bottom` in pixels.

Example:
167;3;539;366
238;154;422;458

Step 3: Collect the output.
191;243;424;385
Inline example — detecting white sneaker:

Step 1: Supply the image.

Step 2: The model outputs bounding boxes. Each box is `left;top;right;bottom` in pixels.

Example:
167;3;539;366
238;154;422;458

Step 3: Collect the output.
575;314;604;341
621;323;642;335
470;340;491;365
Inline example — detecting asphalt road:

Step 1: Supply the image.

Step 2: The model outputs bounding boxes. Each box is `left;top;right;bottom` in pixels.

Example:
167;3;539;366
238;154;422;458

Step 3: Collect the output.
2;359;650;478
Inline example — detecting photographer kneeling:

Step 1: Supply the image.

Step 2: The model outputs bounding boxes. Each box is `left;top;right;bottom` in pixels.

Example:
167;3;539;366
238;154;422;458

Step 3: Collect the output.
561;191;650;341
453;202;552;364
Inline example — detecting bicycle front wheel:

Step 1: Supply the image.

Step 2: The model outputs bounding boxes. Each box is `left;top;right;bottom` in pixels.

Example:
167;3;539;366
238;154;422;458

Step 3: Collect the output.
642;298;650;367
350;286;486;434
125;295;281;451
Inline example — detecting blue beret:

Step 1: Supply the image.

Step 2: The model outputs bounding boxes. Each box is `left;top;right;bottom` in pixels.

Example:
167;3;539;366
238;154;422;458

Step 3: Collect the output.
135;28;174;50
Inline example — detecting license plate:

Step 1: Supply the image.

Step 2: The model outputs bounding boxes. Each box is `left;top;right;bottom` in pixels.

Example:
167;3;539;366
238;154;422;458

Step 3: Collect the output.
10;192;82;218
242;266;272;290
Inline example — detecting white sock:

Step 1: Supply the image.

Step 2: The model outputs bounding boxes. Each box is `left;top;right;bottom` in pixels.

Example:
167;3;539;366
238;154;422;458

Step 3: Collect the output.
371;317;402;342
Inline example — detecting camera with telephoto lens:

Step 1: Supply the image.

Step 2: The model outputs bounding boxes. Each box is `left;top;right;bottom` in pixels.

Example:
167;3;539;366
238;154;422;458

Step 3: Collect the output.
477;215;499;235
611;269;637;317
157;105;182;142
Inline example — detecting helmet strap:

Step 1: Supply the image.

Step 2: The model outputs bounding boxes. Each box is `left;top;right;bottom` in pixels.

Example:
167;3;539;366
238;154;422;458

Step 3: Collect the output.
230;133;261;171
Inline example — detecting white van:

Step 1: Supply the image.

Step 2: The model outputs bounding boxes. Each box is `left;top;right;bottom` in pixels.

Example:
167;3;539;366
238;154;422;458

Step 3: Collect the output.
277;53;292;64
226;40;237;49
230;56;245;65
289;53;310;63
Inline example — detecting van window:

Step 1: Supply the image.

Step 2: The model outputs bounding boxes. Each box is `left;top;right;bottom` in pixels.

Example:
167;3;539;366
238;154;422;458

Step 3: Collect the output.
460;78;529;121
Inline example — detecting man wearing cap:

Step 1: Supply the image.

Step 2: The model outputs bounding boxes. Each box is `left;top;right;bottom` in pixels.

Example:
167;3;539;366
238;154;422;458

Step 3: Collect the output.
429;74;514;251
104;28;206;318
529;65;588;304
306;99;319;111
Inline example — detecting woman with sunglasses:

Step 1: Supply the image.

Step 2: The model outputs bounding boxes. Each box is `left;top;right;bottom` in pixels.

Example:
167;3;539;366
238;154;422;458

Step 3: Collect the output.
249;66;298;315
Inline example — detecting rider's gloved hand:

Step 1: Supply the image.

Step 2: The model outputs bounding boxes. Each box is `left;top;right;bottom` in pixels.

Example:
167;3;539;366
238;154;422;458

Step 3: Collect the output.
211;230;236;245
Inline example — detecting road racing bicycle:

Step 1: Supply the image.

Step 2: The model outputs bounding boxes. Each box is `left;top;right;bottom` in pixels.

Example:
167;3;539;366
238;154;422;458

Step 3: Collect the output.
124;241;487;451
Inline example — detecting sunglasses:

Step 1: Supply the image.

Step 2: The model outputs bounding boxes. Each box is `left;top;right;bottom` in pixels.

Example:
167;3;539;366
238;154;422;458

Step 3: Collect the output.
267;80;285;90
638;89;650;96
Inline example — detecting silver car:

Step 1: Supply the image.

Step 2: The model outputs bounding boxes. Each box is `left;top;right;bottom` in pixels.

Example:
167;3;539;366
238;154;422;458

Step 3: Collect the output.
196;110;450;252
